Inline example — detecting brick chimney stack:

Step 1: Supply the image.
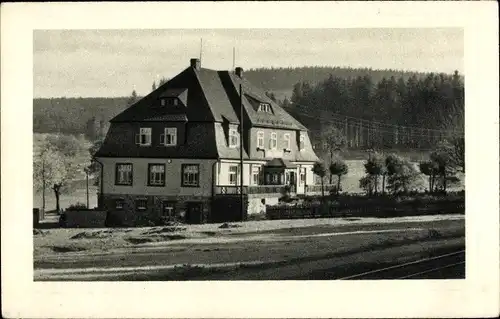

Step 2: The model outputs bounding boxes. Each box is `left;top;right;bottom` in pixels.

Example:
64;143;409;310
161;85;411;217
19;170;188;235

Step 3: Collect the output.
190;58;201;70
235;67;243;78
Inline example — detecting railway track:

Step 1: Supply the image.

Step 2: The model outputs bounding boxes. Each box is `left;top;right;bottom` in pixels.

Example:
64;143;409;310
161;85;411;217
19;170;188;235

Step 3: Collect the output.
338;250;465;280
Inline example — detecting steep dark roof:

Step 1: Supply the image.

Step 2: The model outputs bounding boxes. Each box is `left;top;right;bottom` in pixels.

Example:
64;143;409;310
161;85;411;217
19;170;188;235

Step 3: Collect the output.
220;71;307;131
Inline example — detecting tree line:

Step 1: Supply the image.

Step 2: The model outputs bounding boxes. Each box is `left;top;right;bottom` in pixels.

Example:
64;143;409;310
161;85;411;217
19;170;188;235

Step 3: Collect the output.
312;142;463;198
245;66;429;92
283;71;464;134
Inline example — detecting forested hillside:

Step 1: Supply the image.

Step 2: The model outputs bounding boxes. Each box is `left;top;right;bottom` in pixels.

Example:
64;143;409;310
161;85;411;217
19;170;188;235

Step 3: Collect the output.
284;71;464;152
33;97;130;136
33;66;462;140
244;66;430;97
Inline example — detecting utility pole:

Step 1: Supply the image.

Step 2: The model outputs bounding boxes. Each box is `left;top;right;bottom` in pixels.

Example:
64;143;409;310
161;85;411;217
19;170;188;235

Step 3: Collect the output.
84;167;90;209
233;47;235;69
239;83;245;221
42;160;45;214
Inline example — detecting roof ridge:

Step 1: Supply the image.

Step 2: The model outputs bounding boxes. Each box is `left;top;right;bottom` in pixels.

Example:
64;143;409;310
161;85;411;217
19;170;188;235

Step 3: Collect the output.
191;68;216;122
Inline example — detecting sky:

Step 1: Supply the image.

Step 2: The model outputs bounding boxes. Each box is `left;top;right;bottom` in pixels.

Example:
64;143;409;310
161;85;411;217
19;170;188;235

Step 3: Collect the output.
33;28;463;98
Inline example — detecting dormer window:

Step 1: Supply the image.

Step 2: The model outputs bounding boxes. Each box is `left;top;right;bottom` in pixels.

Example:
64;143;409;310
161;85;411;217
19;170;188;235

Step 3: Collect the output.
229;128;239;148
258;103;272;113
160;98;178;107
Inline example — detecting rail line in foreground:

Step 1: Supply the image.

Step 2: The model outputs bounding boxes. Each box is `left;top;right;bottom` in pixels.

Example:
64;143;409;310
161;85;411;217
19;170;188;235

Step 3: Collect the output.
338;250;465;280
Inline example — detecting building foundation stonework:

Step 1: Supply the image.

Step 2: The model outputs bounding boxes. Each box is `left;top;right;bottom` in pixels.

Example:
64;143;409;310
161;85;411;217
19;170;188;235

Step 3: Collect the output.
101;194;212;226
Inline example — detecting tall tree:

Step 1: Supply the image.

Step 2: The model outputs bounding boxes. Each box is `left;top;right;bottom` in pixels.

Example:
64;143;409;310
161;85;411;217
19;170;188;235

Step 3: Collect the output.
127;90;138;106
364;152;386;194
312;161;327;198
42;134;88;212
329;158;348;194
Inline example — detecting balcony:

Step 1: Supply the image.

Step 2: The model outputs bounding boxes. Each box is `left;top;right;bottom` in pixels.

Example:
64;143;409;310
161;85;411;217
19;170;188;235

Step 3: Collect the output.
213;184;348;196
215;185;297;195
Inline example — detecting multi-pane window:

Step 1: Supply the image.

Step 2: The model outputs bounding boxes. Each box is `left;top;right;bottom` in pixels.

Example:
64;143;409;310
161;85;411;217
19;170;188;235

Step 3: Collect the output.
299;134;305;150
252;166;261;185
161;127;177;146
135;128;152;146
182;164;200;187
229;128;239;147
162;201;176;218
229;165;239;185
115;164;133;186
161;98;178;107
270;132;277;149
284;133;291;150
258;103;272;113
115;198;125;210
257;131;264;149
148;164;165;186
135;198;147;211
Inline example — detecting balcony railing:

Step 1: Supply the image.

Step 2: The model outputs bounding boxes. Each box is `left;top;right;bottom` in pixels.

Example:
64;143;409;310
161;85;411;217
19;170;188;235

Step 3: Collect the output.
214;184;300;195
304;184;337;193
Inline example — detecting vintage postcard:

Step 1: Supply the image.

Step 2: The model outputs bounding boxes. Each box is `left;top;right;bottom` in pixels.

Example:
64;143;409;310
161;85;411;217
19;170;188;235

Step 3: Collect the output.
1;1;499;318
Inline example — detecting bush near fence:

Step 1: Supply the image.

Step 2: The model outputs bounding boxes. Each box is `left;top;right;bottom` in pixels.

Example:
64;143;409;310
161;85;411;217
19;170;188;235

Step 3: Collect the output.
266;192;465;220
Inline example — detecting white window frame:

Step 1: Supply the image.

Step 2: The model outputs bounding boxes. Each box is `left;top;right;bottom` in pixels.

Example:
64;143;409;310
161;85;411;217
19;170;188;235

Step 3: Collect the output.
115;164;133;185
257;131;265;149
299;168;306;184
258;103;271;113
115;198;125;210
161;127;177;146
283;133;291;150
251;166;261;185
182;164;200;187
135;198;147;211
229;165;239;185
270;132;277;150
148;164;165;186
136;128;152;146
299;134;305;151
229;128;239;148
162;201;176;217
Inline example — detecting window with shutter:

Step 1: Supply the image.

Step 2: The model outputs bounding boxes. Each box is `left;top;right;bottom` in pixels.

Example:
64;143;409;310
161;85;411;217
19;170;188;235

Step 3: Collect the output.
165;127;177;146
138;128;152;146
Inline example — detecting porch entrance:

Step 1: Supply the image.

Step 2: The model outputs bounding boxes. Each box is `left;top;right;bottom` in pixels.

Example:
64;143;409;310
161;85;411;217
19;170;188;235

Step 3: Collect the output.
263;158;298;194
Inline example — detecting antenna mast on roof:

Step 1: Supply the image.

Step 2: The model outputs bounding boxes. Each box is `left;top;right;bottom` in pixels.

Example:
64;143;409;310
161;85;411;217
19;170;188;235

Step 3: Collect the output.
199;38;203;67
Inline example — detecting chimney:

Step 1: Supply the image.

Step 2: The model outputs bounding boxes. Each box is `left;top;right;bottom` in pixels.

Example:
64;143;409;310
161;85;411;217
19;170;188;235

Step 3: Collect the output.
190;58;201;70
235;67;243;78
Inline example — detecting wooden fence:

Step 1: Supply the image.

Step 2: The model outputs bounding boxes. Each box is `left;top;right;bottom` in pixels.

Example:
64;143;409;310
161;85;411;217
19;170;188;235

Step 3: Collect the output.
265;200;465;220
